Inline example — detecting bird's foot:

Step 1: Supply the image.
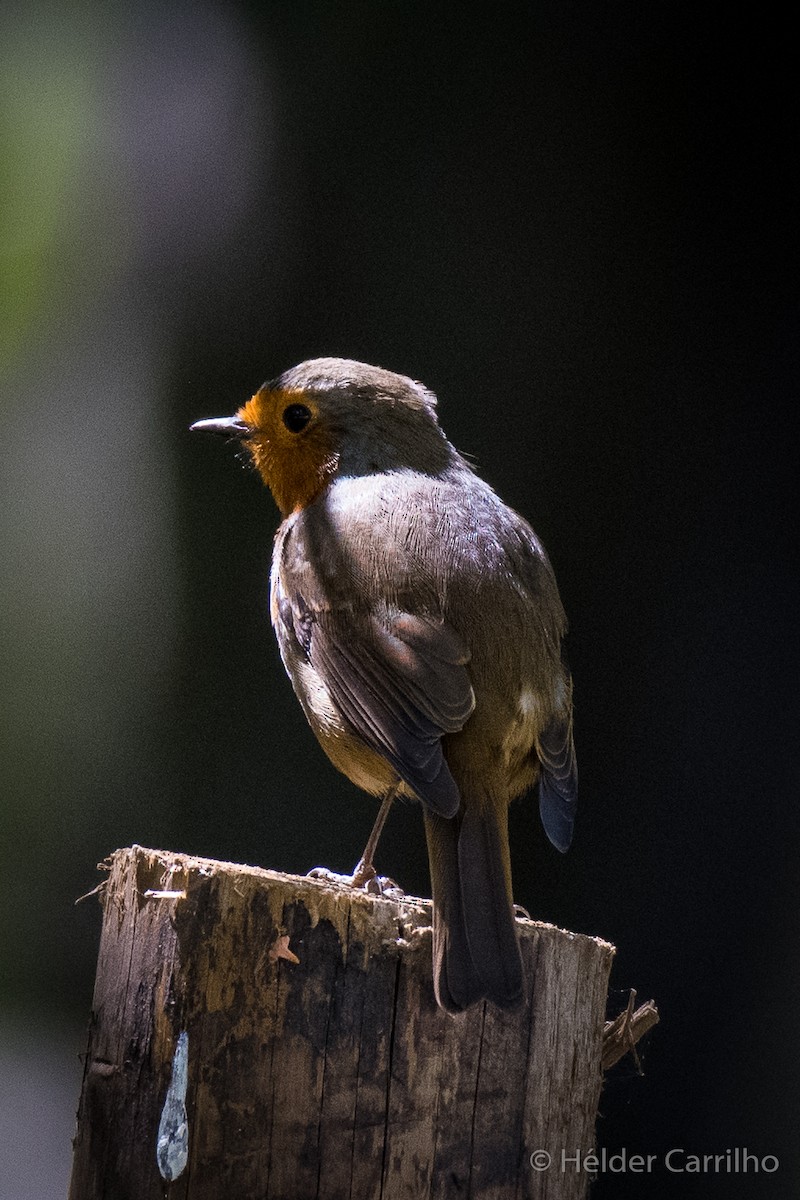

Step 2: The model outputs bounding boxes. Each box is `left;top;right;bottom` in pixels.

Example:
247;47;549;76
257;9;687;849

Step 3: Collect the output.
307;865;364;887
307;861;405;899
308;856;375;888
364;874;405;899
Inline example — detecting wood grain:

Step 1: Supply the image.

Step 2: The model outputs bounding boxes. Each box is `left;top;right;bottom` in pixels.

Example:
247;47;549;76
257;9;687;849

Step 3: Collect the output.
70;846;614;1200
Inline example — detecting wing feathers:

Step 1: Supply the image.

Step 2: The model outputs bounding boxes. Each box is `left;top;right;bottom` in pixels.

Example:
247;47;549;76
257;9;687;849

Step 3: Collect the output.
537;702;578;853
287;597;475;818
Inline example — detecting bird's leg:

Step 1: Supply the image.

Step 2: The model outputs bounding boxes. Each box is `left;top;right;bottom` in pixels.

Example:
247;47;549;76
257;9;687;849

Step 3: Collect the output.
308;781;401;892
350;781;400;887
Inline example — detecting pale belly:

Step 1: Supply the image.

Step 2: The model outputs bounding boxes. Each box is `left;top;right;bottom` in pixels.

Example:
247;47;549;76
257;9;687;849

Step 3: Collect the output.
282;650;410;799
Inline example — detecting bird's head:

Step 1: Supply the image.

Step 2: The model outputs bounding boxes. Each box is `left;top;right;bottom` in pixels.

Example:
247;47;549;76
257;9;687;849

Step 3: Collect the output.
191;357;453;515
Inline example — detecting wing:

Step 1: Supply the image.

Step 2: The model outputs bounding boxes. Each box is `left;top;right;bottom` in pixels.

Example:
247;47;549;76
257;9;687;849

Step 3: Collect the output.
496;517;577;853
536;671;578;852
278;588;475;818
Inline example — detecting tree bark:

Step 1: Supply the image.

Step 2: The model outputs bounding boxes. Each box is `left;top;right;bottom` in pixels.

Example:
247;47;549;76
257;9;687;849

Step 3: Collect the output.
70;845;614;1199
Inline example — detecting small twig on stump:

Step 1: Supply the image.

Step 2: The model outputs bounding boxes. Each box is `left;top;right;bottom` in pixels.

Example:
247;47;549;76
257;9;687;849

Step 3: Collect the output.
602;988;660;1071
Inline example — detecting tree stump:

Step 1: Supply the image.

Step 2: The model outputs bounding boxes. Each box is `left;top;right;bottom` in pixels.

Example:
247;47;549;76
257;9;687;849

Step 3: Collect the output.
69;846;614;1199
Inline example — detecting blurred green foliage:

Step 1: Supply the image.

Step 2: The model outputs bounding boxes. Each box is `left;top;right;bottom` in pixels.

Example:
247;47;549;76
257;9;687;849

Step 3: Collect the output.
1;9;102;371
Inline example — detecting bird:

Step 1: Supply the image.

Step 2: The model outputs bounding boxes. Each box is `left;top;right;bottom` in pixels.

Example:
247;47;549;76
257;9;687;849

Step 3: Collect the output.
191;357;576;1013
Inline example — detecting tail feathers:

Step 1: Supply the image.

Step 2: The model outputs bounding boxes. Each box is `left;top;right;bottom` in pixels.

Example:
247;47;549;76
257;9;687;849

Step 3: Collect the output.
458;806;525;1008
424;807;524;1014
425;811;484;1012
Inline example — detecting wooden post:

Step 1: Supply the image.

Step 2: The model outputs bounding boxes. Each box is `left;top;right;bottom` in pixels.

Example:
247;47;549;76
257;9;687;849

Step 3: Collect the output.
70;845;614;1200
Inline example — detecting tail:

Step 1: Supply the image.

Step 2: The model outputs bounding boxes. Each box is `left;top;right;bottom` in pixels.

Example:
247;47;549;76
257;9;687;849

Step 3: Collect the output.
423;803;524;1014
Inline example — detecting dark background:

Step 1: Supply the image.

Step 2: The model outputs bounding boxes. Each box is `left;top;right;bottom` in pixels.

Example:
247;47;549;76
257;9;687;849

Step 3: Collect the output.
0;3;796;1197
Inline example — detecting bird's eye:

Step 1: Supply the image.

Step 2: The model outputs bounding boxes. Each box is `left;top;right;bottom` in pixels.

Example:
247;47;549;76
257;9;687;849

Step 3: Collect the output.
282;403;312;433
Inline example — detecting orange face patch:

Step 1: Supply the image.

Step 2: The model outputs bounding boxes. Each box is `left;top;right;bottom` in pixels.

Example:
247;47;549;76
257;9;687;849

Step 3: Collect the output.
237;387;339;515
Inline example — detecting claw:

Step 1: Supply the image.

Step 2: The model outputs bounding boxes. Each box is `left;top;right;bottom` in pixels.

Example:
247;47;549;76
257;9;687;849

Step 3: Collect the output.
366;875;406;899
307;866;359;886
307;861;377;889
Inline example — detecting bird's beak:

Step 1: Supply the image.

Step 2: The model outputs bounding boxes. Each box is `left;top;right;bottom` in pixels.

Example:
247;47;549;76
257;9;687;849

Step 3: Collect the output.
189;416;252;439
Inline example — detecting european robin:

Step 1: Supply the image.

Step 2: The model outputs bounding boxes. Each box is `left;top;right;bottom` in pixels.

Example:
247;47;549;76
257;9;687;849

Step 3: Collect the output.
191;358;576;1013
